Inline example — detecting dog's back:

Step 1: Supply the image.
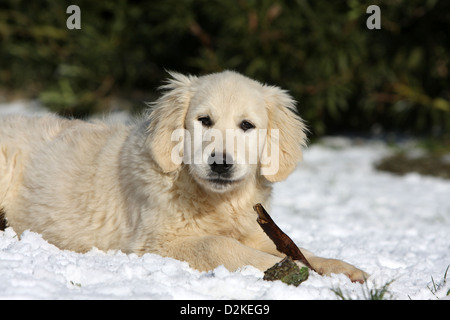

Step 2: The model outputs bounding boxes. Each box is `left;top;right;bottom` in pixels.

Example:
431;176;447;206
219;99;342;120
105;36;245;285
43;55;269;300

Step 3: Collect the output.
0;114;133;251
0;114;69;208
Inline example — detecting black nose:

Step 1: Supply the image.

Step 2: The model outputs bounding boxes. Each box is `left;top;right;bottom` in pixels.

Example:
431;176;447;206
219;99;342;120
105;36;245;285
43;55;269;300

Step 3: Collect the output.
209;153;233;174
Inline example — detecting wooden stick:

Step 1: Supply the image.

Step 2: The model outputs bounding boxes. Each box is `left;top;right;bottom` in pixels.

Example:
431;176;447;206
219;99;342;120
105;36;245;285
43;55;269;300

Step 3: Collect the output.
253;203;315;271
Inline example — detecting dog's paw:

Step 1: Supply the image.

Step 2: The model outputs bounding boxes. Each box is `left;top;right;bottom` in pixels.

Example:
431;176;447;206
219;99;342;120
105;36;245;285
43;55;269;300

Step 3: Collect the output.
307;257;369;283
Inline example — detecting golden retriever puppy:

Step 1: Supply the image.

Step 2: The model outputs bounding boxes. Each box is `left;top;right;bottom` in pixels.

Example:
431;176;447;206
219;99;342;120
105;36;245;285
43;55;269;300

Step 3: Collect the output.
0;71;367;282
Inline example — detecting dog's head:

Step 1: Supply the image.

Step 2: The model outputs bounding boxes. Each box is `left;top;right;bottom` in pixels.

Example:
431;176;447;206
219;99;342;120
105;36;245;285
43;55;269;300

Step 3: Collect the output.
146;71;307;193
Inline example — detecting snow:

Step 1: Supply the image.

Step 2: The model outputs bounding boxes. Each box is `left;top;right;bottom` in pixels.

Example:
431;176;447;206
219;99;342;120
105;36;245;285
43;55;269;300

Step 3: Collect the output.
1;102;449;300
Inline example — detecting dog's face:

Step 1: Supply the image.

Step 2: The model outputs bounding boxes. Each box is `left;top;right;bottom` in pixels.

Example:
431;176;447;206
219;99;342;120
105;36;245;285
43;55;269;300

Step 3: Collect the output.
184;76;269;192
146;71;307;194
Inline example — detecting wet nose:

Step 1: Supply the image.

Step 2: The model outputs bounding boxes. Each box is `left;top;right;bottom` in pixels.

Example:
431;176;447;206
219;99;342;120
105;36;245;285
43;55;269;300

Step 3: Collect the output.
209;153;233;174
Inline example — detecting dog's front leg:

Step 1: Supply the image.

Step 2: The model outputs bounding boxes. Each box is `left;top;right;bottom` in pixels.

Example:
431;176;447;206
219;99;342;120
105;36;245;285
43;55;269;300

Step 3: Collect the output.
242;231;369;283
163;235;284;272
300;248;369;283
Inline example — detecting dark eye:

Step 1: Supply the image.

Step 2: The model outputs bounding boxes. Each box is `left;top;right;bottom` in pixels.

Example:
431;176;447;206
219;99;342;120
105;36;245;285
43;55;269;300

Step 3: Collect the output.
198;116;213;127
240;120;255;132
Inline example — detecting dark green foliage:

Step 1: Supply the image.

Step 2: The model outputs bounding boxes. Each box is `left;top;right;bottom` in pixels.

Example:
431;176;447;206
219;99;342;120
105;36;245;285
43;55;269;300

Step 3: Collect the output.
0;0;448;135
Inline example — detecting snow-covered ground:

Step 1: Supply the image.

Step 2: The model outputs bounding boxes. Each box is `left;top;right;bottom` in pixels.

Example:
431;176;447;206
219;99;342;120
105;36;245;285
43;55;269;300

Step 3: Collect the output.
1;101;449;300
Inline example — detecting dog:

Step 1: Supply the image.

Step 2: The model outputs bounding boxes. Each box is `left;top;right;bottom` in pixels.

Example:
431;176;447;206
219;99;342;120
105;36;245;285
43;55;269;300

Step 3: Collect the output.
0;71;368;282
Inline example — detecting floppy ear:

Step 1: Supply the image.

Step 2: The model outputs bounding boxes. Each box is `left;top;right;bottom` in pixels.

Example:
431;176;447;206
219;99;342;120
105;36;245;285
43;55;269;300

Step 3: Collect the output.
146;72;196;173
261;86;307;182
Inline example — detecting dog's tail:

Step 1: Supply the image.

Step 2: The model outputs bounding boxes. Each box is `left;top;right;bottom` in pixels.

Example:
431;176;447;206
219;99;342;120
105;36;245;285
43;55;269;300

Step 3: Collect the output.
0;208;7;231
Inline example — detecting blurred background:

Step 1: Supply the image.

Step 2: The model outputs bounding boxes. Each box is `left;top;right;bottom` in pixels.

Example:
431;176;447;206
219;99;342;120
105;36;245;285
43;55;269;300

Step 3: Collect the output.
0;0;449;139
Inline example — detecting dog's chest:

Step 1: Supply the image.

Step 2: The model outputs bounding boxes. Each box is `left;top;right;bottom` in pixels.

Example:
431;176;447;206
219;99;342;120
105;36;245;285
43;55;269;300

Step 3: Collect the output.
189;205;256;240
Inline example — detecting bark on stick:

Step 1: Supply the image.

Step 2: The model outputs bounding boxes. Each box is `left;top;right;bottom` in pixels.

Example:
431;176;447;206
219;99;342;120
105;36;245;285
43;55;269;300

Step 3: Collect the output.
253;203;315;271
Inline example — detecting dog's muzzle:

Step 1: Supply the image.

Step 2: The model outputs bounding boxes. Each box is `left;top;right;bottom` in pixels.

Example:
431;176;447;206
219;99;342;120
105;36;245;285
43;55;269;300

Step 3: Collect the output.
208;152;233;176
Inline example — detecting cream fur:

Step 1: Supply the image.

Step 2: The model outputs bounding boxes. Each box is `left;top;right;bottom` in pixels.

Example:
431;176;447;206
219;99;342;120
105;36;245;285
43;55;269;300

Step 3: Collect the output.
0;71;368;282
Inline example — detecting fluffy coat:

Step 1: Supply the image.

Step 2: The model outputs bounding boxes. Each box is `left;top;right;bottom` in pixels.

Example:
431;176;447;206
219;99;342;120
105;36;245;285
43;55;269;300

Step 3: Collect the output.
0;71;367;282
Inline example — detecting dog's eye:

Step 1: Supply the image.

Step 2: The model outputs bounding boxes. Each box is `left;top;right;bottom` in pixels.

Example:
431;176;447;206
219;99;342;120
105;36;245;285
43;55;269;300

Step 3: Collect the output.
240;120;255;132
198;116;213;127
